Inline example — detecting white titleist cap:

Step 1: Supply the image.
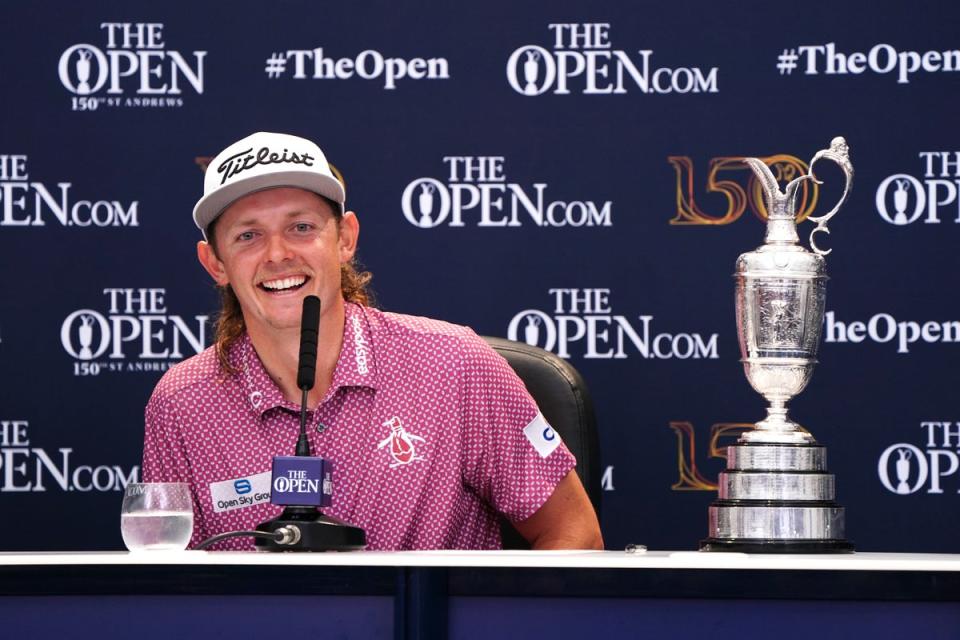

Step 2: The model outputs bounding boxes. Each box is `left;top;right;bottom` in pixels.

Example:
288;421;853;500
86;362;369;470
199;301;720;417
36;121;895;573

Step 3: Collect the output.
193;131;345;237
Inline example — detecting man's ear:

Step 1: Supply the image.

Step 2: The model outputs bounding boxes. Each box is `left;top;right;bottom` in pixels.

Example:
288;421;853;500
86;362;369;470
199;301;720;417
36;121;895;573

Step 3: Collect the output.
197;240;229;286
338;211;360;263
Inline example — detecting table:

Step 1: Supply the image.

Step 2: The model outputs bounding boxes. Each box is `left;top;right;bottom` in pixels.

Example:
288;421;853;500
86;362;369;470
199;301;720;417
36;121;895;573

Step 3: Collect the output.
2;551;959;639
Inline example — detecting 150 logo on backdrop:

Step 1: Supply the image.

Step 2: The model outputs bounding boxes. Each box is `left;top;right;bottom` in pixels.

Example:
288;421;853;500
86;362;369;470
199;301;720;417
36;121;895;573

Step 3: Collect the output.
507;288;718;360
878;421;960;495
507;23;719;96
667;154;818;225
876;152;960;226
60;288;208;376
0;154;139;228
58;22;206;111
402;156;612;228
0;419;138;493
670;421;753;490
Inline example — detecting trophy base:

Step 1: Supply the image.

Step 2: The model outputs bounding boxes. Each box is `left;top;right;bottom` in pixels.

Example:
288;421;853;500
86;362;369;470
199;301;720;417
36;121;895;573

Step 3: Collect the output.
702;443;853;554
699;538;854;553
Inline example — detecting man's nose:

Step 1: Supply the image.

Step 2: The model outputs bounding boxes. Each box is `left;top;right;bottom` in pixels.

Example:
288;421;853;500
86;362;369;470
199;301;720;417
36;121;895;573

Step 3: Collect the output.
264;233;294;263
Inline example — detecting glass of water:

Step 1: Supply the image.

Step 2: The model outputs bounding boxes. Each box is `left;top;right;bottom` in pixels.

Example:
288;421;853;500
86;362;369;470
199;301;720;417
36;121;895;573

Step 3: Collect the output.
120;483;194;551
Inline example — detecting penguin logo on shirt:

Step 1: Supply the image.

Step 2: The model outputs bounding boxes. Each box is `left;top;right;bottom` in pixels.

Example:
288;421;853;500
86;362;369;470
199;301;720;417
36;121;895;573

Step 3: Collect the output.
378;416;425;468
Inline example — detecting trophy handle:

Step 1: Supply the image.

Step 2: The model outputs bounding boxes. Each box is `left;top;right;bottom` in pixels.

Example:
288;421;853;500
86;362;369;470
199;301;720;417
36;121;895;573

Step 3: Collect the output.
805;137;854;256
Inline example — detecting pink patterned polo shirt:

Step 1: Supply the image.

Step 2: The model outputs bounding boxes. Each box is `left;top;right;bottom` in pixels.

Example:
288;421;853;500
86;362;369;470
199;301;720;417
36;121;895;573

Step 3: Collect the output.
142;302;576;550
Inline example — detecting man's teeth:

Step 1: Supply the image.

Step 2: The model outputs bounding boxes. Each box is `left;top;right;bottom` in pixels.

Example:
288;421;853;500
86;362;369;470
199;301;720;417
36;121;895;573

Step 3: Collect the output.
261;276;306;291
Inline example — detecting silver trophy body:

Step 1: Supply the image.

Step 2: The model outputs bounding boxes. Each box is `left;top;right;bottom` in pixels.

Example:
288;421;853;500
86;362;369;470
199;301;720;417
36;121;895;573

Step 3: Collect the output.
702;137;855;553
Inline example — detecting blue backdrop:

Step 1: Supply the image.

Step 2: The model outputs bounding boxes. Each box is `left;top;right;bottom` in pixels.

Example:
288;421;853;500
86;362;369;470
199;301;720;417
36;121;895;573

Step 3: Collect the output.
1;0;958;552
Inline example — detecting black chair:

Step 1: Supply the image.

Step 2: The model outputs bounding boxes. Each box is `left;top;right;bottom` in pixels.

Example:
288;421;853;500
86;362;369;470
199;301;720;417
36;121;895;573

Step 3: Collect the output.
482;336;601;549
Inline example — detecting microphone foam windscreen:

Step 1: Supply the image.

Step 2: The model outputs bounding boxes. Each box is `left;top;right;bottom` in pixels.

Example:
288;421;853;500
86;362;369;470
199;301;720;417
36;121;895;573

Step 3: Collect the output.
297;296;321;390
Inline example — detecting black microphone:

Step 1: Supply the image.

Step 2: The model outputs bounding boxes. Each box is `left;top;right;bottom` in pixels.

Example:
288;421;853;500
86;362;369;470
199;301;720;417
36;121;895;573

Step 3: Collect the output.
296;295;321;391
294;296;320;457
254;295;366;551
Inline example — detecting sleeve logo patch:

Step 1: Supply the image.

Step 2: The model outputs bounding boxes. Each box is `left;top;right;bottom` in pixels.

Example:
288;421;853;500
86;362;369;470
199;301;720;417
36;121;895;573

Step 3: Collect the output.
523;412;561;458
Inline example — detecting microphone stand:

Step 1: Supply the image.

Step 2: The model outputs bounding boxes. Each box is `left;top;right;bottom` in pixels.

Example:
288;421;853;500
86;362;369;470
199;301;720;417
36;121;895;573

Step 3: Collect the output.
255;298;366;551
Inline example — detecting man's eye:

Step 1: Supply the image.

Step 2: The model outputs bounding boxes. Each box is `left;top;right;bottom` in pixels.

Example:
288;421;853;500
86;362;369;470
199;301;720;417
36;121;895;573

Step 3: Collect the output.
294;223;314;233
236;231;256;242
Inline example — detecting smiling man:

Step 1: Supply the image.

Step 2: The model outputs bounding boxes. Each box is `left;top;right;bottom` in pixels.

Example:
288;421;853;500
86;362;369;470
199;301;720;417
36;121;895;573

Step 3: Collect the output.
142;132;603;551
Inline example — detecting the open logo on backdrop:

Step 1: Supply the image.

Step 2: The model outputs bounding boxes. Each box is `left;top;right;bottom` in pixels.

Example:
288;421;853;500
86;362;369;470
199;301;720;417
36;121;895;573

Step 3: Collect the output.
876;152;960;226
507;288;718;360
58;22;206;111
402;156;612;229
507;23;719;96
60;288;207;377
878;422;960;495
0;419;139;493
0;154;139;228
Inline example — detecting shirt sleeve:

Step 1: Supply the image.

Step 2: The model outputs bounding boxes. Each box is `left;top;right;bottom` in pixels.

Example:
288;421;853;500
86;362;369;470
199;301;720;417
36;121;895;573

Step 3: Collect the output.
142;387;206;547
458;334;577;523
142;388;191;483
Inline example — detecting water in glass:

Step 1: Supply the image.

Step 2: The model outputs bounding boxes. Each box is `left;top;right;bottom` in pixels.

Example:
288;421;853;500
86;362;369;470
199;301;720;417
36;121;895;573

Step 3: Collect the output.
121;482;194;551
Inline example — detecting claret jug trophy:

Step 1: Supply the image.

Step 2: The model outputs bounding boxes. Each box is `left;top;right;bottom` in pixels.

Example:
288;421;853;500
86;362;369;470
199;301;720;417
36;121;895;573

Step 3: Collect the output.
701;137;855;553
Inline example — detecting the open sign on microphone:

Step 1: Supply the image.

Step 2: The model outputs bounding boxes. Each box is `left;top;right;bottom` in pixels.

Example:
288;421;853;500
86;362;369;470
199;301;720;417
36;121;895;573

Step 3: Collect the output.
270;456;333;507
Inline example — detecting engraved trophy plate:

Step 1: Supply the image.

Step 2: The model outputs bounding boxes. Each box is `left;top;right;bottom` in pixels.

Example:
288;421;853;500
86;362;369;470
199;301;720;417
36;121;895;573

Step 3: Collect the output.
718;471;835;501
727;444;827;471
701;138;855;553
709;505;845;540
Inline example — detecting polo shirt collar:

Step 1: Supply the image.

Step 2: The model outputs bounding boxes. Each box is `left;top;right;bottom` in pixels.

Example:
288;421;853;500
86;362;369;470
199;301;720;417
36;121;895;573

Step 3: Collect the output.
331;302;380;392
230;335;287;416
230;302;380;417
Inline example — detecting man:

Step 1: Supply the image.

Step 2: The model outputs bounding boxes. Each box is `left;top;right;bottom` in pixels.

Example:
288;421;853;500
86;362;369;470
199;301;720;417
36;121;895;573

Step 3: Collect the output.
143;131;603;550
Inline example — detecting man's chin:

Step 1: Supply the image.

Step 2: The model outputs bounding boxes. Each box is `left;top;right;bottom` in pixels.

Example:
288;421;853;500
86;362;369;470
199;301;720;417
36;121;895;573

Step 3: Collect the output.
265;309;306;329
247;306;304;334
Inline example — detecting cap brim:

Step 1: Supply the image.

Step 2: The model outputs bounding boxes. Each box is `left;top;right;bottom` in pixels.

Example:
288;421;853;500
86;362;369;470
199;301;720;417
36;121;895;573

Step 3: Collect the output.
192;170;346;235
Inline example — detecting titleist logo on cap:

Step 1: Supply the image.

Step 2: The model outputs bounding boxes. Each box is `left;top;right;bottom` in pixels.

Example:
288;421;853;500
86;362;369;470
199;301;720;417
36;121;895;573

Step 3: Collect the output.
217;146;316;185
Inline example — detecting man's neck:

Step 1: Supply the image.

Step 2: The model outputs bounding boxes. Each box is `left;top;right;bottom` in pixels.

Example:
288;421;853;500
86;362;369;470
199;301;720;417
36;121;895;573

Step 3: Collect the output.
247;299;346;408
